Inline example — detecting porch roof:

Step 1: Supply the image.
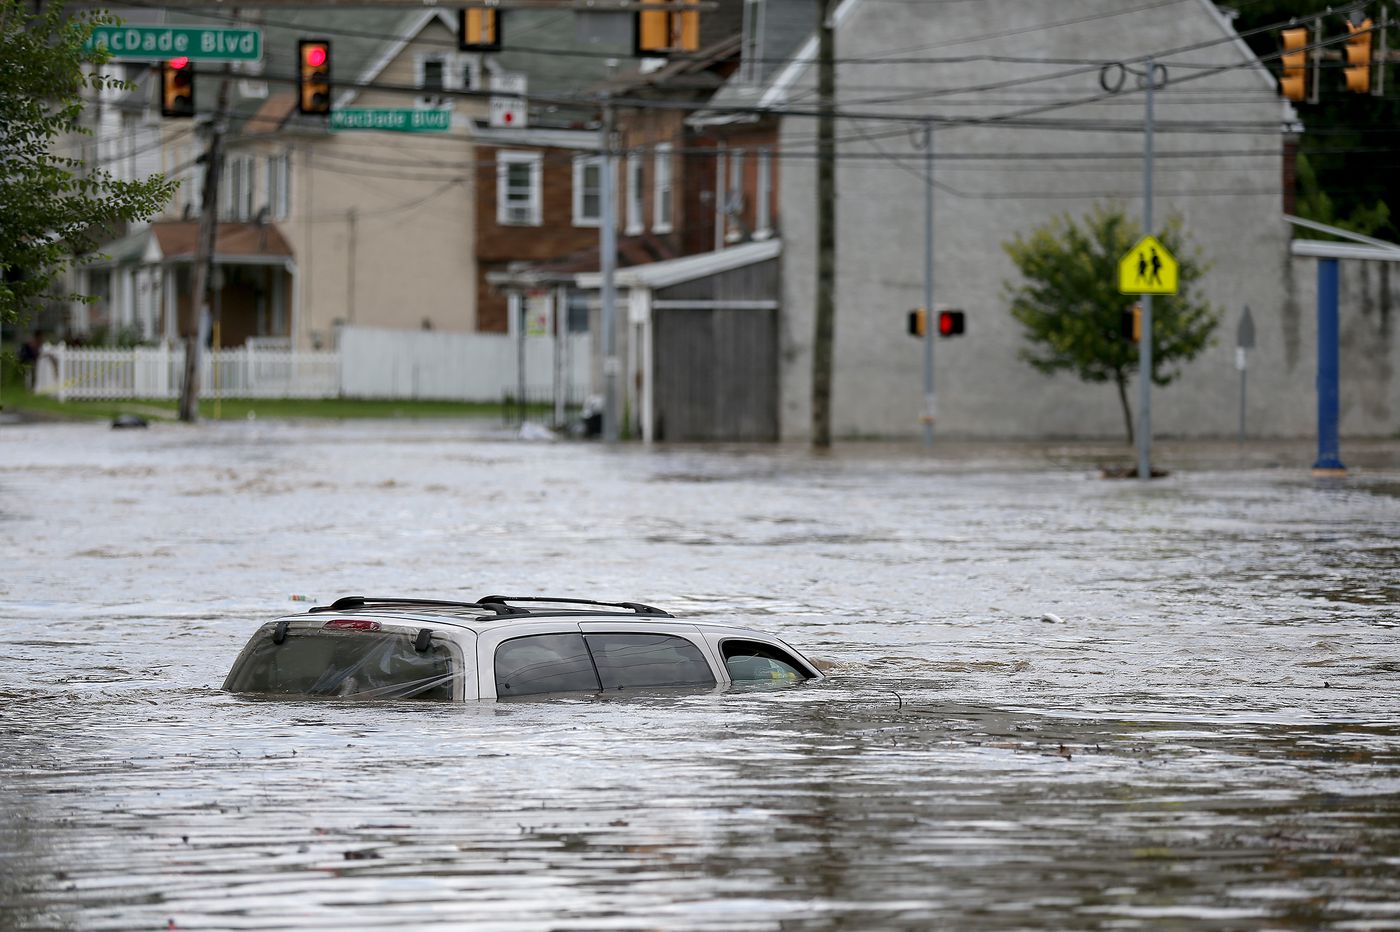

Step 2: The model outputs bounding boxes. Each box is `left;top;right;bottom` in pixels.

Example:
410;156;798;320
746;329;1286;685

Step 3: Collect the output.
575;239;781;290
87;222;295;269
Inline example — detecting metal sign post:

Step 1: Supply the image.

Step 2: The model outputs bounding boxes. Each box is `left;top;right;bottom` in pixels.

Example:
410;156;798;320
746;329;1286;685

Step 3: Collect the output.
1236;305;1255;442
921;121;935;447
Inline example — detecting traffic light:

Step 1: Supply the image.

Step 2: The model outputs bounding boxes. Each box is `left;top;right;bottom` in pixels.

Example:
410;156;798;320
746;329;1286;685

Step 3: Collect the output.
637;0;700;56
907;308;926;337
938;310;965;337
298;39;332;115
1344;16;1373;94
1279;27;1308;101
459;9;501;51
1121;303;1142;342
161;58;194;118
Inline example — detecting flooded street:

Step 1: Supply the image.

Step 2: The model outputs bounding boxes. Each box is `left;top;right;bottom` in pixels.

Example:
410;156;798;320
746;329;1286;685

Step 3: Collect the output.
2;419;1398;929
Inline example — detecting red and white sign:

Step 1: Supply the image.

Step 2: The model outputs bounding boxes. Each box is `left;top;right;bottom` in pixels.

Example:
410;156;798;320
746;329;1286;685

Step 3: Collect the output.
489;73;527;129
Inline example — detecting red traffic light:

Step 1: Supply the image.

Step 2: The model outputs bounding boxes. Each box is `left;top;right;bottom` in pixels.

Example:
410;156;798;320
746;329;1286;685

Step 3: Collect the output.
298;39;332;115
169;56;189;70
937;310;965;337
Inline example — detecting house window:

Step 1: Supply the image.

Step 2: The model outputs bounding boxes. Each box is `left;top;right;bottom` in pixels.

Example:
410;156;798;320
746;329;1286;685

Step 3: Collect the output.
572;155;604;227
625;151;644;235
267;151;292;221
240;156;256;220
422;58;445;92
725;150;745;243
416;54;452;107
755;147;773;239
652;143;673;233
497;150;542;226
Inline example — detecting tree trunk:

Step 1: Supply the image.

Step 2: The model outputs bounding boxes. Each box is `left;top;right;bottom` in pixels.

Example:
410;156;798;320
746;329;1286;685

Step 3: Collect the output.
1116;372;1134;445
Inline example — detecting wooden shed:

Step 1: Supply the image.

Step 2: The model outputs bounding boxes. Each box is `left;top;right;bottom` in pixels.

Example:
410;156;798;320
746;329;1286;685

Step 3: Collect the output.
576;240;781;442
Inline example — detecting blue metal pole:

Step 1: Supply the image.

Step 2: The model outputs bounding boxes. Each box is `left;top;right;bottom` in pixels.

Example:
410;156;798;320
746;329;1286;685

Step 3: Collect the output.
1313;257;1346;475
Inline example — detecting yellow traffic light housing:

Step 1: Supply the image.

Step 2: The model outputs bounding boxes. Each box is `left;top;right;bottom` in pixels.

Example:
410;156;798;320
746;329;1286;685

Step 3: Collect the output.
907;308;926;338
1279;27;1309;102
636;0;700;56
1121;304;1142;342
1344;17;1373;94
161;58;194;118
459;9;501;51
298;39;332;115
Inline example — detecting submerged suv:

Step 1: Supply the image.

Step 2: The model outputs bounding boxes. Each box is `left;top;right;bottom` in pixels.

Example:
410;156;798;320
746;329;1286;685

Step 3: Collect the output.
223;595;824;702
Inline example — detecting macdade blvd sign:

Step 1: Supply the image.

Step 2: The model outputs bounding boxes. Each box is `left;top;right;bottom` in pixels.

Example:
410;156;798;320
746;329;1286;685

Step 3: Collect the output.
86;26;262;62
329;109;451;133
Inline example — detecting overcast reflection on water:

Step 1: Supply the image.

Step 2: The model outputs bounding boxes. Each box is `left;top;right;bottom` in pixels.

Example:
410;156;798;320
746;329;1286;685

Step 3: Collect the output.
1;420;1397;930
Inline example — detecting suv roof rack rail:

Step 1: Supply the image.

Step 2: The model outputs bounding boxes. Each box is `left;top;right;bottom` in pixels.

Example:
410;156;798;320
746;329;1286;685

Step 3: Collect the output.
309;596;523;615
476;595;673;617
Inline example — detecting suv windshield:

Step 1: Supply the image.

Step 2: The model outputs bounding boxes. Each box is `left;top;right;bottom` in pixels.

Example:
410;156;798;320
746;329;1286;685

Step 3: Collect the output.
224;628;456;701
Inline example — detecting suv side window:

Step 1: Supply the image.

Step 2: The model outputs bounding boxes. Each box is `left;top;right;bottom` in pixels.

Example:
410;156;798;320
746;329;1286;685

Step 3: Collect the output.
585;633;715;690
495;633;600;697
722;640;809;682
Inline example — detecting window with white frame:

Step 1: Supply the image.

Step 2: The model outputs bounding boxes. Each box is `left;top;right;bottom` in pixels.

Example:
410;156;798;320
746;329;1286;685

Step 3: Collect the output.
240;156;256;220
497;150;542;226
266;151;292;221
652;143;673;233
755;148;773;238
572;155;604;227
625;151;644;234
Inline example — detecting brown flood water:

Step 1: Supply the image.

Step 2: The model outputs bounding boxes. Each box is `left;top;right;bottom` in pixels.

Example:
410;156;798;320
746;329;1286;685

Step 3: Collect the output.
1;421;1397;929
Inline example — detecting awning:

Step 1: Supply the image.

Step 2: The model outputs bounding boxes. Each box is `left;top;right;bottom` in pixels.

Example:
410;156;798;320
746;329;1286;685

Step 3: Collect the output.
86;221;295;269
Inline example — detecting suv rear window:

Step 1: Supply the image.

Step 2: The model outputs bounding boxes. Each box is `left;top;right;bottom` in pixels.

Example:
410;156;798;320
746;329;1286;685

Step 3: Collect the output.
225;628;456;701
494;632;715;697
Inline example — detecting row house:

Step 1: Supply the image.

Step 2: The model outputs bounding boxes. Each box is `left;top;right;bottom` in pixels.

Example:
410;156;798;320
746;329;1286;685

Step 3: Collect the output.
72;6;628;353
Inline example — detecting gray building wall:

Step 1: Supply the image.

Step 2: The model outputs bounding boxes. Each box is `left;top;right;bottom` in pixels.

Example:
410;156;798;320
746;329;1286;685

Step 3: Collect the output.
776;0;1341;440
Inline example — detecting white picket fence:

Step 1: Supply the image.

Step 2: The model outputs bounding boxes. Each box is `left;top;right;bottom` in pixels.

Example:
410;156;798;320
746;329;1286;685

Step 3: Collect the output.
32;343;339;401
32;327;590;404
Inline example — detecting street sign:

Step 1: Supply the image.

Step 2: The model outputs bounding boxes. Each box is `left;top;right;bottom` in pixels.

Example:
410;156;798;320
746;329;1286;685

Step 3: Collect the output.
1236;304;1256;349
489;74;527;128
1117;234;1179;295
87;26;262;62
329;109;451;133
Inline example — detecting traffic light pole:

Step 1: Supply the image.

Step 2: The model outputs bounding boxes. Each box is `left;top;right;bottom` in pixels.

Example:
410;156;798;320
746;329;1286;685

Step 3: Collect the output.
921;120;935;448
599;97;620;443
178;65;232;423
1136;58;1155;480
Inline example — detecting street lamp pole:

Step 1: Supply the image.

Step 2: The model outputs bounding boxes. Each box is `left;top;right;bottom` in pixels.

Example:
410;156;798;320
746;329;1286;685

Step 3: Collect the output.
599;97;620;442
1136;57;1156;480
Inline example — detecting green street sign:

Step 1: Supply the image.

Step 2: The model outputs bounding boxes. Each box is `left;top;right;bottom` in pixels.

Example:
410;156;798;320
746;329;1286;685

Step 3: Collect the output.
86;26;262;62
329;109;452;133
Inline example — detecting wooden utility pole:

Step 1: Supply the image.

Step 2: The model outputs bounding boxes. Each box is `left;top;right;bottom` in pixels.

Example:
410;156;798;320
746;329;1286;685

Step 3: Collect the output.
811;0;835;448
177;69;232;422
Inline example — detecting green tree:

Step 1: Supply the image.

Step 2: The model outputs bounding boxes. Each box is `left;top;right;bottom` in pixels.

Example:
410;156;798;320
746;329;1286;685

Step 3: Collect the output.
0;1;175;326
1002;205;1220;443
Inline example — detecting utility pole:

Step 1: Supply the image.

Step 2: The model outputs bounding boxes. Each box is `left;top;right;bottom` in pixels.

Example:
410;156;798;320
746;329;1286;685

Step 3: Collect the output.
178;64;233;423
920;120;935;448
1135;57;1155;480
811;0;835;448
599;96;620;442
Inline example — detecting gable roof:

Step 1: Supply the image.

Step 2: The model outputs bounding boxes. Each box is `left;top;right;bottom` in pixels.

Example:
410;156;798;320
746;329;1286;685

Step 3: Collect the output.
692;0;1296;126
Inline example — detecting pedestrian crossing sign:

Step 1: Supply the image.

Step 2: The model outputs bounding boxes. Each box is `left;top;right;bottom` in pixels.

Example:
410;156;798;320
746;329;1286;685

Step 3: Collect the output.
1118;235;1179;295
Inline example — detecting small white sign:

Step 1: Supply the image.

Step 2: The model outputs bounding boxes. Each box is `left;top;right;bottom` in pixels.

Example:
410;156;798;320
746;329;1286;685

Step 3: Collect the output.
489;73;527;129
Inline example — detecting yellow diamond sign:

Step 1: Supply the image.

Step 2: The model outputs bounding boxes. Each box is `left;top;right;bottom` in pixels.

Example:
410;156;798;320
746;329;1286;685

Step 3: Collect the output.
1118;235;1179;295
